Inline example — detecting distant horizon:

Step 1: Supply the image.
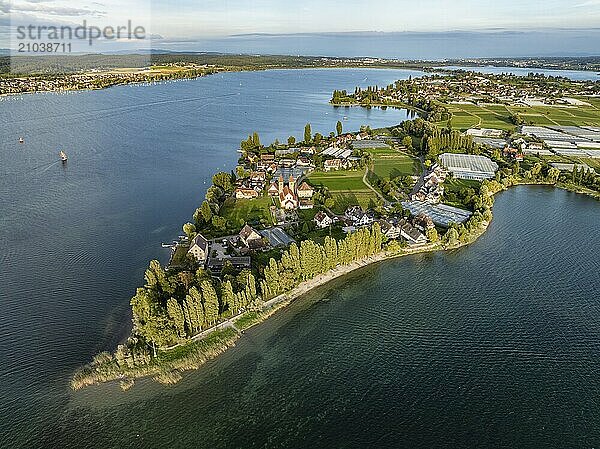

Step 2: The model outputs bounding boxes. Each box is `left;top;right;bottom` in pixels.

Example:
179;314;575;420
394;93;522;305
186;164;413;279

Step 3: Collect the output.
93;29;600;60
4;29;600;60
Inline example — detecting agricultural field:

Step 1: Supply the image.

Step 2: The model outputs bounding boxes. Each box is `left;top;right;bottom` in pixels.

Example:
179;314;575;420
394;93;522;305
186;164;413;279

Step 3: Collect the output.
444;178;482;194
366;147;421;179
308;170;378;212
444;103;516;131
443;101;600;131
220;196;274;228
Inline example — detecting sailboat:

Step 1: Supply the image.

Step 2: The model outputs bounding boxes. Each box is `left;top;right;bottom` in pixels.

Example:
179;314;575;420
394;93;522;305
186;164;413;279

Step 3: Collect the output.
59;150;68;162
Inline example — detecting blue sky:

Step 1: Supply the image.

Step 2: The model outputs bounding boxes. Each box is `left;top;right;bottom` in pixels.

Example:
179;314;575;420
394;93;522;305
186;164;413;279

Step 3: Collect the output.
1;0;600;56
2;0;600;37
152;0;600;36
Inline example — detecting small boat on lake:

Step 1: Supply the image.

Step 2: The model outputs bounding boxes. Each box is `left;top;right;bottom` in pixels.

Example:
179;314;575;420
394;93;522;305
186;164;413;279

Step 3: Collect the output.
19;137;24;144
59;150;68;162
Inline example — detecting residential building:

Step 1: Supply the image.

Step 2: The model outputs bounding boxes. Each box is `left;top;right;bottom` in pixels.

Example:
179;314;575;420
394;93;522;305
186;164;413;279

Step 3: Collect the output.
238;225;265;250
235;187;259;200
378;220;401;239
345;206;374;227
268;182;279;197
297;182;315;199
187;234;209;264
324;158;344;171
314;211;334;229
397;219;427;245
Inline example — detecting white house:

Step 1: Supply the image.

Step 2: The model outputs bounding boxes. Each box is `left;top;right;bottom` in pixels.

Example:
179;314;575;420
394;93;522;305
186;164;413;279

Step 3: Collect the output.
188;234;209;264
314;211;334;229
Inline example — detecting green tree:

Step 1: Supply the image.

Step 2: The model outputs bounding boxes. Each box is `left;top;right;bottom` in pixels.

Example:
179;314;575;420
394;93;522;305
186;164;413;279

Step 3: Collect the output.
212;172;234;193
199;200;213;223
201;281;219;325
426;227;439;243
211;215;227;232
336;120;343;136
166;297;186;338
304;123;312;144
252;132;261;148
445;228;459;246
288;136;296;146
221;280;236;314
183;222;196;240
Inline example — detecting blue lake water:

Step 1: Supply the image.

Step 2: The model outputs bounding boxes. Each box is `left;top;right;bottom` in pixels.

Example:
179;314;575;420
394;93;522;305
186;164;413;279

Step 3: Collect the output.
0;68;415;448
1;68;599;448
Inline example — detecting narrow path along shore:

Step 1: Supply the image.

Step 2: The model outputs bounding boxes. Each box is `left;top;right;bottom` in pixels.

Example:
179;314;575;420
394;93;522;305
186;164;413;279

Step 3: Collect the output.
162;241;440;353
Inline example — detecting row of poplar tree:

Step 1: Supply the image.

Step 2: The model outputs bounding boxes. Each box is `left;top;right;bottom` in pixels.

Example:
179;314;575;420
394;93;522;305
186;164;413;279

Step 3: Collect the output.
129;225;384;349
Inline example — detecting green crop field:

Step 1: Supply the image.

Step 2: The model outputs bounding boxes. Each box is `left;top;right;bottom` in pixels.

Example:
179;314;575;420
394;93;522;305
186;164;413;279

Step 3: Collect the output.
366;148;421;179
443;100;600;131
308;170;378;211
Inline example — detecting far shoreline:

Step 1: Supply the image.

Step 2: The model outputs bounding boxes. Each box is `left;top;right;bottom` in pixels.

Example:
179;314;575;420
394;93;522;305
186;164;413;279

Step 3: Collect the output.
4;61;599;99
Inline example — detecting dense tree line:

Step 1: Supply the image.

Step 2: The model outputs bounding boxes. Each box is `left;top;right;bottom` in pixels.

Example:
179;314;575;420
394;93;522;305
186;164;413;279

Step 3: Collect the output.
126;261;260;360
426;129;477;158
260;225;384;299
112;224;385;368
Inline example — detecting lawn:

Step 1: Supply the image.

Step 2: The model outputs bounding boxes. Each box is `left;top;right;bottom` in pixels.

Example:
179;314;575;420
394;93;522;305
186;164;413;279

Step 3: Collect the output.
309;170;368;191
169;244;190;267
220;196;274;228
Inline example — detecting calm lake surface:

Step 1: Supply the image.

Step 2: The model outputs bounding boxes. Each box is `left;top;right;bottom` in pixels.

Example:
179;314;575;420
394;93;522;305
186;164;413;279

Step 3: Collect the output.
0;68;416;448
1;68;600;448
